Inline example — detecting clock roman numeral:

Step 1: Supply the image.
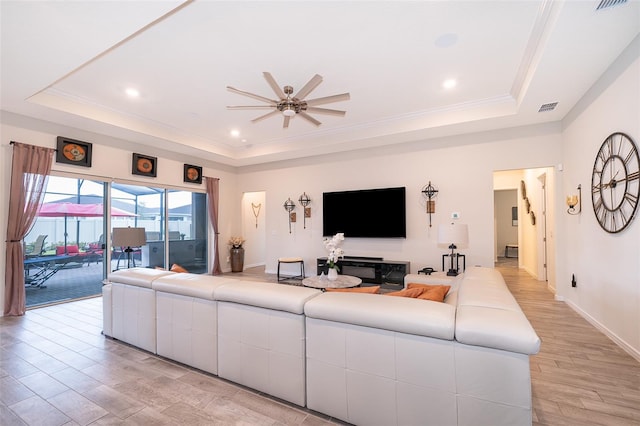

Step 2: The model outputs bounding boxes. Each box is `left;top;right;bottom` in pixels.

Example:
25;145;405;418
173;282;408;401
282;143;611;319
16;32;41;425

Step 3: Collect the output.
606;137;615;158
628;171;639;181
624;149;637;165
616;208;626;231
624;191;638;206
594;196;603;212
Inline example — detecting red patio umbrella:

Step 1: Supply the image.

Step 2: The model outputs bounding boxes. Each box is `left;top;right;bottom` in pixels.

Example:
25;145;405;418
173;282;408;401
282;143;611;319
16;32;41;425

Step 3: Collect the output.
38;202;136;251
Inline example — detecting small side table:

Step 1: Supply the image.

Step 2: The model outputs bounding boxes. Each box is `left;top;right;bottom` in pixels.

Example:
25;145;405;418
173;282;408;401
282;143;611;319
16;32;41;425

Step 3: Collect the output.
505;245;518;258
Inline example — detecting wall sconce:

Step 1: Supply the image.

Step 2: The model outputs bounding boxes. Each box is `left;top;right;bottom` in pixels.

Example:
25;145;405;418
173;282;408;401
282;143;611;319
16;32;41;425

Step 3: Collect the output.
421;181;438;227
298;192;311;229
284;198;296;233
567;184;582;215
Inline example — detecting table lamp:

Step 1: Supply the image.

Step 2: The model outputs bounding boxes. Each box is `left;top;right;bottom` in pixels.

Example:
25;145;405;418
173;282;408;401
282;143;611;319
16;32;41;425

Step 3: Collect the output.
438;223;469;276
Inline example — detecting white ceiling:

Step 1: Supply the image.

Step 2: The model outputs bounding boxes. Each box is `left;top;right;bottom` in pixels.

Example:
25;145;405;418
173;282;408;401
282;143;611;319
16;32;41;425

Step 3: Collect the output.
1;1;639;167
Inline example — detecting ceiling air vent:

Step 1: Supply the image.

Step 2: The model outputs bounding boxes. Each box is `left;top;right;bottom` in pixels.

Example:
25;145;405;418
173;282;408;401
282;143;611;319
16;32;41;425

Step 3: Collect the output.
596;0;627;11
538;102;558;112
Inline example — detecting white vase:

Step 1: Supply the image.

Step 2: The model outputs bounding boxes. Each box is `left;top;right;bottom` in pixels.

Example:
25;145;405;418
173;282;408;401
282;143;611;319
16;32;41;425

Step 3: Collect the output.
327;268;338;281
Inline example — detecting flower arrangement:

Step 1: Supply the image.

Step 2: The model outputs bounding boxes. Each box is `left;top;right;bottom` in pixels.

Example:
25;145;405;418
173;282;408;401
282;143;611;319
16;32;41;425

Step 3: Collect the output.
323;232;345;270
228;236;245;249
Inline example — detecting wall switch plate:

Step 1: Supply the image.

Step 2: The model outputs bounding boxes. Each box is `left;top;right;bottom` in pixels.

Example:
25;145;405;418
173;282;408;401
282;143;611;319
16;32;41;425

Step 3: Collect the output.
451;212;460;219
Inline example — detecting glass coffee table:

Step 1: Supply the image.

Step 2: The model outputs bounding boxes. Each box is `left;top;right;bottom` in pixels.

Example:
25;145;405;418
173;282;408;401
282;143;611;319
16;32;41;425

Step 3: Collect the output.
302;274;362;290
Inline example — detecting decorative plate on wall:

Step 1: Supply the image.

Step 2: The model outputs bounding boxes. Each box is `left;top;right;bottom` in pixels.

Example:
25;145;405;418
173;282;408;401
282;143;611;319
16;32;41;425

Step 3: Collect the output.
183;164;202;184
56;136;92;167
132;153;157;177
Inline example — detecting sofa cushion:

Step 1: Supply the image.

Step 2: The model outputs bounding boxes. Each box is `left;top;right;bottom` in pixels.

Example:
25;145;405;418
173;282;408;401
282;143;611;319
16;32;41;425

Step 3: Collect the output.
454;267;541;355
108;267;175;289
214;281;321;314
153;273;237;300
405;284;451;302
456;306;541;354
384;287;423;298
56;245;79;255
304;292;456;340
170;263;188;273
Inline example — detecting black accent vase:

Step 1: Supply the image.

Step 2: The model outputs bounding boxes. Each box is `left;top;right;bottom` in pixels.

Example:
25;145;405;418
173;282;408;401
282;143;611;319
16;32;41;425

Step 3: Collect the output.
230;247;244;272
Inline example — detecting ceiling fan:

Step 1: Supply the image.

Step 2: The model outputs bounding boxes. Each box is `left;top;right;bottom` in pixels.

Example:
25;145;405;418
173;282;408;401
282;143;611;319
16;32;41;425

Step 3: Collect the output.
227;72;350;128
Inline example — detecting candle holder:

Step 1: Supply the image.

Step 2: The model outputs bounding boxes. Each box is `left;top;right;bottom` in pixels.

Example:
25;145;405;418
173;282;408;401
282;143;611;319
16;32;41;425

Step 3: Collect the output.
567;184;582;215
284;198;296;233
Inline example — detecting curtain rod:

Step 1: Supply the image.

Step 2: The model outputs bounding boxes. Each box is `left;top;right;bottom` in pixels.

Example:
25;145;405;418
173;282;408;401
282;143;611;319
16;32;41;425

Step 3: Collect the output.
9;141;58;152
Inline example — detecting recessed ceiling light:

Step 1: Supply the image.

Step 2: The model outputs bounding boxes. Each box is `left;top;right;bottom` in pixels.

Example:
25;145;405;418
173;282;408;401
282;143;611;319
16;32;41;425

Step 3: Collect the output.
125;88;140;98
442;79;457;89
230;129;240;138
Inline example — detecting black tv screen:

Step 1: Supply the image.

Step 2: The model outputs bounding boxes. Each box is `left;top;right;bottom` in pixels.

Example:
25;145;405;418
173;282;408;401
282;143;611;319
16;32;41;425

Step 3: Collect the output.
323;187;406;238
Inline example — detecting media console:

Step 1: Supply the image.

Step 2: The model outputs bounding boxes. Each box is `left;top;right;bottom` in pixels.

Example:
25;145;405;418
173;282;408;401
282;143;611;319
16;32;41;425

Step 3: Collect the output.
316;256;410;285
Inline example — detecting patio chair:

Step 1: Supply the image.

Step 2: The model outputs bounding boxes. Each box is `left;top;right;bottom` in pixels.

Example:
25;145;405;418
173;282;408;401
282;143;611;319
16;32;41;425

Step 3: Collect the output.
25;235;47;258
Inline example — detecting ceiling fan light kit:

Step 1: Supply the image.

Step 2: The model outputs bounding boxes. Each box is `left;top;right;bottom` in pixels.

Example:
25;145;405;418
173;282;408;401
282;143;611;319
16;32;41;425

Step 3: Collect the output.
227;72;350;128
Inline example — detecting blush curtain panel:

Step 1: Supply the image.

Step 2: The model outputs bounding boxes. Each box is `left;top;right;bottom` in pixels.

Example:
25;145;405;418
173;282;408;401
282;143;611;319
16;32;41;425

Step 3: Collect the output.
205;176;222;275
5;142;54;316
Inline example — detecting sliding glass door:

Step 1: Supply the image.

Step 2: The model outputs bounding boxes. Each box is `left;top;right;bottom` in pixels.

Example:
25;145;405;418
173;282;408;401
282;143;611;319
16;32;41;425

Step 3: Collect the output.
24;176;108;308
24;177;209;308
110;184;208;274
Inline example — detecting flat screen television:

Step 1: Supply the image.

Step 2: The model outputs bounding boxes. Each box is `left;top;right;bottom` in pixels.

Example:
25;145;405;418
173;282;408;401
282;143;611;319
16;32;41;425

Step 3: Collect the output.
322;187;406;238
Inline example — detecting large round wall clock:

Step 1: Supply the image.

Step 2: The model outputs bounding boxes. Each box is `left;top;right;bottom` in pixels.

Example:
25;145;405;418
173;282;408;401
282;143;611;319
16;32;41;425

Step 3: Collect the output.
591;132;640;233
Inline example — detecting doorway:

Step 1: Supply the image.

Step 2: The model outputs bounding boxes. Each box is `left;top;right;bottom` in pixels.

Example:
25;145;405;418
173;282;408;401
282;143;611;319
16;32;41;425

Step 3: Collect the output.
493;167;555;286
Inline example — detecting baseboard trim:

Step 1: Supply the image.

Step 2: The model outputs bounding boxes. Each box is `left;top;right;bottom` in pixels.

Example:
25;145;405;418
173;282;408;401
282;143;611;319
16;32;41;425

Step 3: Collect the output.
565;299;640;363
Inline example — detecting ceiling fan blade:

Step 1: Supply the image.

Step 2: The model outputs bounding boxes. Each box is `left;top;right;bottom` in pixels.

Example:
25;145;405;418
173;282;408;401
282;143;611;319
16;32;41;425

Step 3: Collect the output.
298;111;321;126
305;93;350;106
294;74;323;100
306;107;346;116
283;115;291;129
263;72;287;99
227;105;276;110
251;109;280;123
227;86;277;105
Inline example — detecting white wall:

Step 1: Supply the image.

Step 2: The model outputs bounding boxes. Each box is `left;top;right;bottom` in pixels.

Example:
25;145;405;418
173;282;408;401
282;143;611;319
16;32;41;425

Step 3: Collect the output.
559;34;640;359
237;125;562;282
0;122;240;312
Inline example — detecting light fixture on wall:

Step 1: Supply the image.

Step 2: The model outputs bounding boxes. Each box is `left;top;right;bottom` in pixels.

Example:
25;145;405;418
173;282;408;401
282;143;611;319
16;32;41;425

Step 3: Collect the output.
112;227;146;269
566;184;582;215
437;223;468;276
284;198;296;233
421;181;438;227
298;192;311;229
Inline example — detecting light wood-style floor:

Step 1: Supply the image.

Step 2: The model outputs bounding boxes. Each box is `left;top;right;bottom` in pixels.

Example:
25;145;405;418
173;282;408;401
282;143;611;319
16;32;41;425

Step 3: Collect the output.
1;264;639;425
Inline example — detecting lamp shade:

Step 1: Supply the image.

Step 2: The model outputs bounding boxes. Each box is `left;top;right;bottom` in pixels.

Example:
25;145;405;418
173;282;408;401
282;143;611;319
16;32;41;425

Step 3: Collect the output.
437;223;469;248
112;227;146;247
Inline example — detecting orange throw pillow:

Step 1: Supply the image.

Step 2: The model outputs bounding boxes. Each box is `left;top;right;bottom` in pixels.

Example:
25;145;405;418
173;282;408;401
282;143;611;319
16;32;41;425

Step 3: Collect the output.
326;285;380;294
384;287;424;298
170;264;188;273
406;283;451;302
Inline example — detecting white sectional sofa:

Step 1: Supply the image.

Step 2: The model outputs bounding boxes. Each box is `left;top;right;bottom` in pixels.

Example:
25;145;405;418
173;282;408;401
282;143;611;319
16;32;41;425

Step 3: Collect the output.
102;266;540;426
